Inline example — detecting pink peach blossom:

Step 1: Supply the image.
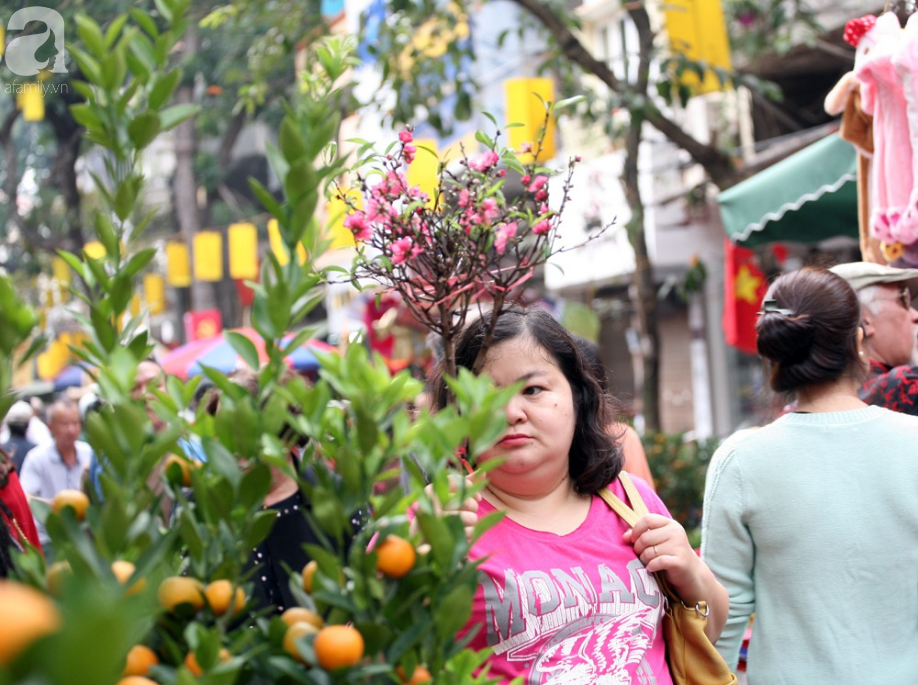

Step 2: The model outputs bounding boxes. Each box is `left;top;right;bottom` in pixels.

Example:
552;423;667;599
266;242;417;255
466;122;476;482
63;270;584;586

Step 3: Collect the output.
480;197;499;224
344;211;372;241
528;175;548;193
494;221;518;254
469;150;499;171
391;236;414;264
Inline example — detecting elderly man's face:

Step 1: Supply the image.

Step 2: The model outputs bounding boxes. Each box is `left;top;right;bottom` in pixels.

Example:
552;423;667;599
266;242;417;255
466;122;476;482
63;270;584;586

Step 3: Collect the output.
865;284;918;367
50;406;82;451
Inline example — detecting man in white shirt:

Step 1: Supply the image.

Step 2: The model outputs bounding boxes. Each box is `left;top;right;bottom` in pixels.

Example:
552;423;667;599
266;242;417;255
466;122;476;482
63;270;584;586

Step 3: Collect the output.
19;400;92;554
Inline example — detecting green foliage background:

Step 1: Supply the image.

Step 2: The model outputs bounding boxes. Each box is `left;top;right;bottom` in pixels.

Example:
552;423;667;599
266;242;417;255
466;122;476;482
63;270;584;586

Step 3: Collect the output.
643;431;720;547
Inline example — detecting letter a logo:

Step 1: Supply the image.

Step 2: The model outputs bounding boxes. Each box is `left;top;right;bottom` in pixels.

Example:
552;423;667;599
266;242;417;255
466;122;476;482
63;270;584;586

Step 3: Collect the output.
4;7;68;76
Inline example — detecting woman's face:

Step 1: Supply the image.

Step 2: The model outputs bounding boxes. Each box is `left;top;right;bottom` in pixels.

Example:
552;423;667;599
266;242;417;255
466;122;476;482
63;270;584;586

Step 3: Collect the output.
477;335;577;497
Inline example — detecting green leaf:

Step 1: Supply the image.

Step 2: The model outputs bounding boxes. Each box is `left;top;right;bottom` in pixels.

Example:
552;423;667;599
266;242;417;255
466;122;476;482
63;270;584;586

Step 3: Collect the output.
124;248;157;278
304;111;340;160
153;0;174;23
552;95;586;112
103;14;129;50
158;104;200;131
69;104;102;131
149;69;182;111
415;511;453;568
284;159;317;205
55;250;87;283
127;32;156;78
224;331;262;375
75;15;106;59
69;46;103;87
94;213;119;258
101;46;128;91
279;117;308;163
180;508;205;563
248;178;284;219
113;179;138;222
128;112;162;150
435;584;474;641
129;8;159;38
242;510;277;549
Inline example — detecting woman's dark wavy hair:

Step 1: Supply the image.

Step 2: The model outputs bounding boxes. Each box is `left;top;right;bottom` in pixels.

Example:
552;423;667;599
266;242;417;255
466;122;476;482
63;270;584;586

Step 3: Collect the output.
756;267;865;394
427;307;623;494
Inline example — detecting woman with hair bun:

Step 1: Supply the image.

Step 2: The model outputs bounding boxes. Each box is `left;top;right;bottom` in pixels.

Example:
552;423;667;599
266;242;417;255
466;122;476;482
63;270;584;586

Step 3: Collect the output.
702;266;918;684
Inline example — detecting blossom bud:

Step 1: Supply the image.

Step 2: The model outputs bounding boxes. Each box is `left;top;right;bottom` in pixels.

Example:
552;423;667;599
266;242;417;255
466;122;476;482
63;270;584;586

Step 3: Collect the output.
533;219;550;235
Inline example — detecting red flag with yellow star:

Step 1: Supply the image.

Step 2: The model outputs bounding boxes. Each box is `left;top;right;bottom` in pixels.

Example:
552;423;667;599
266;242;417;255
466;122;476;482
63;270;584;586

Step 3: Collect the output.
722;239;767;355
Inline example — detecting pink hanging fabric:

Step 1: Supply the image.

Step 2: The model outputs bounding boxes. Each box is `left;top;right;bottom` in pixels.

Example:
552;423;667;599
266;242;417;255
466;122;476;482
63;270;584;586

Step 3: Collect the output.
892;12;918;245
855;13;908;244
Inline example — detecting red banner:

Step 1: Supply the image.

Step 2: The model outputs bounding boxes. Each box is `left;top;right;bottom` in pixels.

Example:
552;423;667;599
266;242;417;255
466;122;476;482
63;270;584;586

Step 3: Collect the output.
722;239;767;355
184;309;223;342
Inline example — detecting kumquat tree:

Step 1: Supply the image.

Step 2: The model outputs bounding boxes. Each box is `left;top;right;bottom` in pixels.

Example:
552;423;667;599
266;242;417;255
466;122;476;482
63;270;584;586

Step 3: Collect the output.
0;4;602;685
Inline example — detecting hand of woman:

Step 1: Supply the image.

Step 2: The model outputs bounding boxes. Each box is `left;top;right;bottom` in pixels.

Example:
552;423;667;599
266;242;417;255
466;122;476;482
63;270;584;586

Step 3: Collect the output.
410;474;480;545
623;513;729;641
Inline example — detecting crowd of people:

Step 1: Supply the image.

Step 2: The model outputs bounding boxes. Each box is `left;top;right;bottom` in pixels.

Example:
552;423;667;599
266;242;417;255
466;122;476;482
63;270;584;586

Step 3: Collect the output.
1;258;917;682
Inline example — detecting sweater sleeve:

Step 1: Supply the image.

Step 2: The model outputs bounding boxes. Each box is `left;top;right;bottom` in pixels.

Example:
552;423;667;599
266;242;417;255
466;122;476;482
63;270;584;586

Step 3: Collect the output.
700;442;754;670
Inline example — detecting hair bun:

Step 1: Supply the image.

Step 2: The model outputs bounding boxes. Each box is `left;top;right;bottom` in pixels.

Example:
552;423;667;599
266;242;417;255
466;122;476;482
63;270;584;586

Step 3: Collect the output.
757;312;815;365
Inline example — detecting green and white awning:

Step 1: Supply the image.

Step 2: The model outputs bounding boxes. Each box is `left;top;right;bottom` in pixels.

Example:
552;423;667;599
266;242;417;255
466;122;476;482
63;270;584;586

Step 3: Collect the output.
717;133;858;246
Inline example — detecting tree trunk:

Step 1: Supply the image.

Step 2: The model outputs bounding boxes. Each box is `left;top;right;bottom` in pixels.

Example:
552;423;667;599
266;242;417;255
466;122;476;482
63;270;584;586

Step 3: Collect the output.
622;114;660;432
623;5;661;432
45;97;84;253
173;27;217;317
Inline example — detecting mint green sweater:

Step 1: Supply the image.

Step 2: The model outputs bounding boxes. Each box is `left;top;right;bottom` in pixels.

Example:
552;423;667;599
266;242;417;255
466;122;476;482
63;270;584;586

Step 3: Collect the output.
701;406;918;684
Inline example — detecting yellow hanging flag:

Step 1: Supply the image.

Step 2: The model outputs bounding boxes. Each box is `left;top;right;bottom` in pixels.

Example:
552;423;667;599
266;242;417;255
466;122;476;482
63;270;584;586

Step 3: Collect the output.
144;274;166;314
662;0;732;94
504;78;556;163
193;231;224;281
406;140;440;208
228;223;259;279
166;241;191;287
16;84;44;122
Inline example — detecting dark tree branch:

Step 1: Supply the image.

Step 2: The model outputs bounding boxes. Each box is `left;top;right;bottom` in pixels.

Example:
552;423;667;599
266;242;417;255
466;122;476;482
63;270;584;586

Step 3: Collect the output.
218;109;247;169
44;99;85;253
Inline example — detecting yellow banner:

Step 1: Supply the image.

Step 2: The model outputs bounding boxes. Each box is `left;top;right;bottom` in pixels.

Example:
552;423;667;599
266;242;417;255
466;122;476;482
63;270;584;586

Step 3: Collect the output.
662;0;732;94
166;241;191;287
505;78;556;163
228;223;259;279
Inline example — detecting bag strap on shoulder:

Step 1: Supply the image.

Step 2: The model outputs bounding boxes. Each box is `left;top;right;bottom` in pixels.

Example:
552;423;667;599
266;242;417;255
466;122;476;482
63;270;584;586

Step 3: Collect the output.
598;472;689;608
597;471;649;525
